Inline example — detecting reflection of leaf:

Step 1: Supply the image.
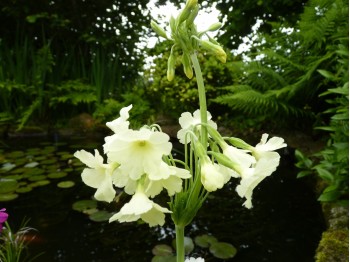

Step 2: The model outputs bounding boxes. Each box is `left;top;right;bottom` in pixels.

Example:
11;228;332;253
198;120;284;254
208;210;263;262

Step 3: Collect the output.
1;162;16;171
209;242;237;259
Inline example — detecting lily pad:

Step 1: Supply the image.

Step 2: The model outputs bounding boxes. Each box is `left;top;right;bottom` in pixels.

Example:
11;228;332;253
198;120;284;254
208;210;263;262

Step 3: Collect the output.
7;151;25;158
48;172;67;179
194;234;218;248
172;237;194;255
22;168;45;177
1;162;16;171
40;159;57;165
89;210;112;222
152;244;173;256
16;186;33;193
72;199;98;212
28;175;47;182
24;162;39;168
0;193;19;201
0;178;18;193
29;180;50;187
57;181;75;188
209;242;237;259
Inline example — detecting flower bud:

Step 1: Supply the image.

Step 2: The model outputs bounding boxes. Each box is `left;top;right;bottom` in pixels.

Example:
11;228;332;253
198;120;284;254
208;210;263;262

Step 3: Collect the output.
167;51;176;81
150;20;168;39
182;52;193;79
169;15;176;33
194;37;227;63
207;22;222;32
186;4;199;27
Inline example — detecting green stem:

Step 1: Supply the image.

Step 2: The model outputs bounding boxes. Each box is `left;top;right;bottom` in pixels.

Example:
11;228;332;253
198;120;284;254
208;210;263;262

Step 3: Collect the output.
176;225;185;262
190;52;208;150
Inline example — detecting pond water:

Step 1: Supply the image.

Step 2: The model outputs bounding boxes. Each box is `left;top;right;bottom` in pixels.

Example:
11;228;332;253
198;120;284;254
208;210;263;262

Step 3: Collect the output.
0;135;325;262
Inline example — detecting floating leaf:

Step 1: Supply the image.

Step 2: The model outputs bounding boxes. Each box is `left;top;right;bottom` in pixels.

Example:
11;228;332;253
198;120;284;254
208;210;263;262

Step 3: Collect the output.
40;159;57;165
29;180;50;187
173;237;194;255
48;172;67;179
7;151;25;158
28;175;47;182
1;163;16;171
24;162;39;168
152;244;173;256
22;168;45;177
0;193;19;201
0;178;18;193
72;200;98;212
89;210;112;222
209;242;237;259
57;181;75;188
16;186;33;193
195;234;218;248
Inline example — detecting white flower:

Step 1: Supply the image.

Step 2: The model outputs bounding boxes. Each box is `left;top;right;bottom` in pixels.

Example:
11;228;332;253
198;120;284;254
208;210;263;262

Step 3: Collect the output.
109;184;171;227
177;109;217;144
104;105;133;153
74;149;117;203
222;144;256;174
104;127;172;181
200;157;231;192
144;166;191;197
185;257;205;262
252;133;287;159
236;151;280;208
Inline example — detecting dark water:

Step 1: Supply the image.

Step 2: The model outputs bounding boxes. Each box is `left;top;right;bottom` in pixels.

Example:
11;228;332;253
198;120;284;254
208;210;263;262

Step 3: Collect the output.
0;136;325;262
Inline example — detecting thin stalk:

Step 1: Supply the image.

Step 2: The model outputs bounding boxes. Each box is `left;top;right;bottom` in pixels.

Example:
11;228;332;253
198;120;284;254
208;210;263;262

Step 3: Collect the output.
175;225;185;262
190;52;208;150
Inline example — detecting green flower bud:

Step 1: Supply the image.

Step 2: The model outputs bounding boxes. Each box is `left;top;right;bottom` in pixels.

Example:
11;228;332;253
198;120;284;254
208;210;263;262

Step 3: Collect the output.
182;52;193;79
150;20;168;39
169;15;176;33
207;22;222;32
186;4;199;27
167;52;176;81
209;151;240;172
194;36;227;63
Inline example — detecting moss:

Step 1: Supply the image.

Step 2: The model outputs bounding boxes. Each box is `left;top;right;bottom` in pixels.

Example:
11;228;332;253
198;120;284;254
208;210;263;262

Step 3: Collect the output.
315;229;349;262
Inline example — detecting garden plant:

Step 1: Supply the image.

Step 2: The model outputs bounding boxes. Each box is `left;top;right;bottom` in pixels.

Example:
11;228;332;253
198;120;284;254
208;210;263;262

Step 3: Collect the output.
74;0;286;261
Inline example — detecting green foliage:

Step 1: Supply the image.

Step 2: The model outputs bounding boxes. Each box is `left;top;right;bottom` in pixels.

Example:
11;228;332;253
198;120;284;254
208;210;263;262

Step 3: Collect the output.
214;0;348;130
294;28;348;202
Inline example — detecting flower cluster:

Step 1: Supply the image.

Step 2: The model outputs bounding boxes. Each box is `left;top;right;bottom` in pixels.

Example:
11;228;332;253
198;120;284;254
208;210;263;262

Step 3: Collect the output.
74;105;191;227
177;110;287;208
151;0;226;81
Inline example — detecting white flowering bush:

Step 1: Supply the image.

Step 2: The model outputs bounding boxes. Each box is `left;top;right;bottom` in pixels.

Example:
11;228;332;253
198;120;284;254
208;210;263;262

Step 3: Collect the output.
75;0;287;261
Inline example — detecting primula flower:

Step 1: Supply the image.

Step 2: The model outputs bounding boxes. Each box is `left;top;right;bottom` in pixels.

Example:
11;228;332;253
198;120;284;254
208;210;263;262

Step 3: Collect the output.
236;151;280;208
222;144;256;174
251;133;287;160
177;110;217;144
200;157;231;192
74;149;117;203
0;208;8;233
109;183;171;227
104;127;172;181
144;166;191;197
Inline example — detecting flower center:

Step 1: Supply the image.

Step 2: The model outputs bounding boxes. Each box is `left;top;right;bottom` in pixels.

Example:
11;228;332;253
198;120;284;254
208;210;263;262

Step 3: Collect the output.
138;140;147;147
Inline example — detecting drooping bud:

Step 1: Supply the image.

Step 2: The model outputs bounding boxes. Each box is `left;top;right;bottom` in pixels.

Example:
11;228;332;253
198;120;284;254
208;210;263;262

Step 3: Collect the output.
150;20;168;39
167;46;176;81
182;52;193;79
169;15;176;33
194;36;227;63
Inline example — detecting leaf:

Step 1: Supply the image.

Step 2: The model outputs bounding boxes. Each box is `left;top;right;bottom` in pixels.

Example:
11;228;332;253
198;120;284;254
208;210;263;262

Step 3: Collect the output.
89;211;112;222
209;242;237;259
57;181;75;188
314;166;334;182
194;234;218;248
72;199;98;212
